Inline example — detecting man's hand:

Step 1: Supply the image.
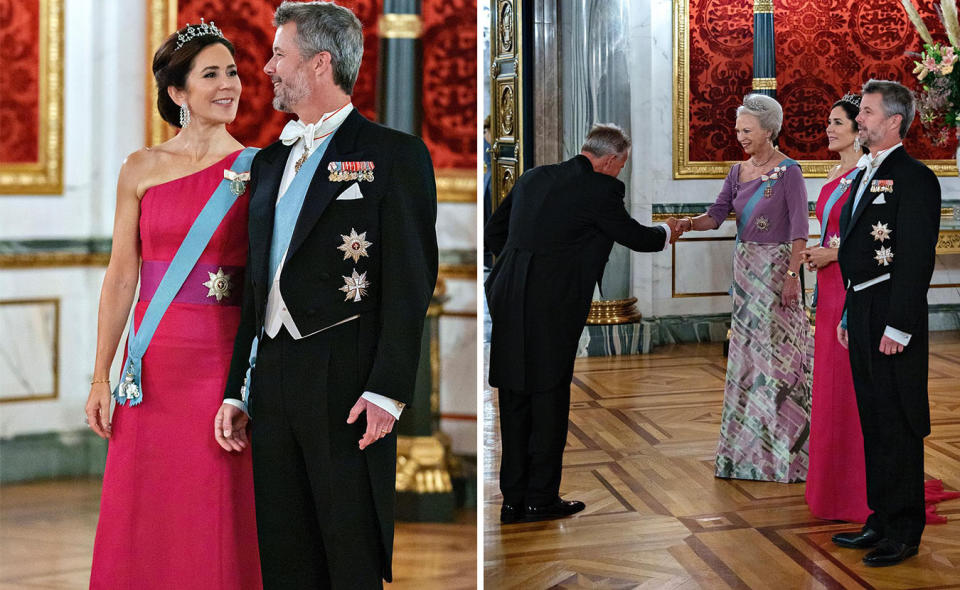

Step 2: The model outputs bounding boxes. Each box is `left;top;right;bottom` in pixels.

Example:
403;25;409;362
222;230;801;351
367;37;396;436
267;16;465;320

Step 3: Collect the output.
215;402;249;452
347;397;396;450
837;322;848;350
879;334;904;355
665;217;681;244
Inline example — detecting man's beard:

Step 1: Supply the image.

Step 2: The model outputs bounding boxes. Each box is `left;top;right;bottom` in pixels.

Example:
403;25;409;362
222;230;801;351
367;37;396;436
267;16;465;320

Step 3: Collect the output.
272;69;310;112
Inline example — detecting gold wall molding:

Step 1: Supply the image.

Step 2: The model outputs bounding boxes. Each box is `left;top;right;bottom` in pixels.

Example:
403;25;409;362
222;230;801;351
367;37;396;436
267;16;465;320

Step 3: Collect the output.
396;434;454;493
438;263;476;281
378;13;423;39
435;169;477;203
672;0;958;179
0;0;64;195
491;0;523;208
146;0;177;147
0;252;109;268
753;0;774;13
0;298;59;403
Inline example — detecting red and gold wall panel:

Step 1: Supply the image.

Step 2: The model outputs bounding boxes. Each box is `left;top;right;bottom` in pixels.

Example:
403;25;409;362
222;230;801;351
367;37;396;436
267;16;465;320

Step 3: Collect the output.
150;0;476;194
0;0;62;194
678;0;955;178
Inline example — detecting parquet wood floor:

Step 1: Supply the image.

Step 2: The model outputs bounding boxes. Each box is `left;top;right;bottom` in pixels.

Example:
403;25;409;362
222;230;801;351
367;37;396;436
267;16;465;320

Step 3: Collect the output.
0;478;476;589
484;333;960;589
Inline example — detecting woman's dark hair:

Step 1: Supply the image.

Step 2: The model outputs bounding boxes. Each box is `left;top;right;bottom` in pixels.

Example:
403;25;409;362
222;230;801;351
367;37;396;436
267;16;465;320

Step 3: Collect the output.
831;96;869;154
152;27;235;128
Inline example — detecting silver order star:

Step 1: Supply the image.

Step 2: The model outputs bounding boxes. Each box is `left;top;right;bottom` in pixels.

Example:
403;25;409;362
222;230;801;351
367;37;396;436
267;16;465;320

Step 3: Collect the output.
874;246;894;267
337;228;373;263
755;216;770;231
828;235;841;248
339;268;371;302
202;268;232;301
870;222;892;243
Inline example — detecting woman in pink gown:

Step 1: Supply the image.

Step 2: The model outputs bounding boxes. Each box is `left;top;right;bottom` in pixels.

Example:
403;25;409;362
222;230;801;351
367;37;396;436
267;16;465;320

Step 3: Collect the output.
85;25;261;589
803;94;871;522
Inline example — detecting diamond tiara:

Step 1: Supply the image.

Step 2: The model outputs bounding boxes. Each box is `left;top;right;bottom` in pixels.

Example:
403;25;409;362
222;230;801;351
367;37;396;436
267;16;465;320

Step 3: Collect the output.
839;93;861;109
175;18;225;52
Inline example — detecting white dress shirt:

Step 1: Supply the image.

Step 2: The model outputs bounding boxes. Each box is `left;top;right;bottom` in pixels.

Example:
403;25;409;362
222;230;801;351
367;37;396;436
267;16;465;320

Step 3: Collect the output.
224;103;404;419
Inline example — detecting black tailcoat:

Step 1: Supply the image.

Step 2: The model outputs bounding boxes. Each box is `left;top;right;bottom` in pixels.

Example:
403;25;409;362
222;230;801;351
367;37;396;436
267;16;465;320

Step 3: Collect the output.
837;146;940;438
484;155;667;393
837;145;940;545
224;110;438;583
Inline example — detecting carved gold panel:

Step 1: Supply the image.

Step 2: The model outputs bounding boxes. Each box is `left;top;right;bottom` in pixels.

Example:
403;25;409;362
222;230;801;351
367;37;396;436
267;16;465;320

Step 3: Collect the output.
0;0;64;194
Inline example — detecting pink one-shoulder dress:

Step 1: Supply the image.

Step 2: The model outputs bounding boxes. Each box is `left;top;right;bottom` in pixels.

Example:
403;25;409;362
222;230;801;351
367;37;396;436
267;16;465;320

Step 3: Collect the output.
90;151;262;589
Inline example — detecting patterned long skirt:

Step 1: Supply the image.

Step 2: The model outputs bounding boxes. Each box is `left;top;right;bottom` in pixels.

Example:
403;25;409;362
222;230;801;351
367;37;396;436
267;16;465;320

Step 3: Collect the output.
715;241;813;483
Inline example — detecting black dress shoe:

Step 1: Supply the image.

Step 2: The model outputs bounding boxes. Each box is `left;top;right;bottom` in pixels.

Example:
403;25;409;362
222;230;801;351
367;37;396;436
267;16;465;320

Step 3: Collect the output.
863;540;919;567
500;503;526;524
525;498;585;521
831;527;882;549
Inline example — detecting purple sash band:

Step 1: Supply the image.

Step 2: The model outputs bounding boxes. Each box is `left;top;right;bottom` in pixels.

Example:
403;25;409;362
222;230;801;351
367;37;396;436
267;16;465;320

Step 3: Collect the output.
140;261;244;306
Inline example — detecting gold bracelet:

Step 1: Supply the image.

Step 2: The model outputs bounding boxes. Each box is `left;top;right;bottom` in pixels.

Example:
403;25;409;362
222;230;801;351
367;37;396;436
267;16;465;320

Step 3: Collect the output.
91;378;110;385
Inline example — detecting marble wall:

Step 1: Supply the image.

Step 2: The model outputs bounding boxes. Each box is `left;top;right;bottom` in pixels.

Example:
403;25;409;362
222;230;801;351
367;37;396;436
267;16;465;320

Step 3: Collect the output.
626;0;960;321
0;1;477;473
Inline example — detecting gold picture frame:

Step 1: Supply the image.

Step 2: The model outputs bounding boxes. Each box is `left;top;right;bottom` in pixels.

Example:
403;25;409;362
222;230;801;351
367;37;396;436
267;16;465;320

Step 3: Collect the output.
672;0;958;179
0;0;64;194
0;298;59;403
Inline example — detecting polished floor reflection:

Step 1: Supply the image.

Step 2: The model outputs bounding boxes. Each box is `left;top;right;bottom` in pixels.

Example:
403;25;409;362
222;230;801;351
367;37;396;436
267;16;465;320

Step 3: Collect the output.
484;334;960;589
0;478;476;589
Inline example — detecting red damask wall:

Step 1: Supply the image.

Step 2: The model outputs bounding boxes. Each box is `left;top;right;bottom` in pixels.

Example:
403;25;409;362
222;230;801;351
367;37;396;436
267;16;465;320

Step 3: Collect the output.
689;0;954;162
177;0;476;169
0;0;40;164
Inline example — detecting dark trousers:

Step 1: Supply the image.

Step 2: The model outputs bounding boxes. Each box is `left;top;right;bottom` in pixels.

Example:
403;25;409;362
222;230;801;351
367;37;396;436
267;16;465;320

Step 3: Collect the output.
847;287;926;546
498;382;571;507
251;327;383;590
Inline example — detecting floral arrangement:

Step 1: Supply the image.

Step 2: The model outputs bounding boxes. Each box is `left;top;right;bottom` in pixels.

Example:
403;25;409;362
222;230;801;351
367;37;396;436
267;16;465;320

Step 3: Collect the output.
903;0;960;145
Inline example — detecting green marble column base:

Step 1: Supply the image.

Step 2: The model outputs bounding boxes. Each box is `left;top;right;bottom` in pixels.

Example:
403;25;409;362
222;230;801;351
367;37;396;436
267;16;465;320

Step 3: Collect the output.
0;430;106;483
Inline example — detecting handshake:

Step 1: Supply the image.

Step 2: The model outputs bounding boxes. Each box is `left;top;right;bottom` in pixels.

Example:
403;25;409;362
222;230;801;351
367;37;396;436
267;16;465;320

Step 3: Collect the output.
664;217;693;244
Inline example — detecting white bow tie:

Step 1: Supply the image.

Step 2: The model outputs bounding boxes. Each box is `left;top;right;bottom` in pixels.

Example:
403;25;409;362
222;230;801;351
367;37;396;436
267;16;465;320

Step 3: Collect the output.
280;120;324;152
278;103;353;152
856;153;873;170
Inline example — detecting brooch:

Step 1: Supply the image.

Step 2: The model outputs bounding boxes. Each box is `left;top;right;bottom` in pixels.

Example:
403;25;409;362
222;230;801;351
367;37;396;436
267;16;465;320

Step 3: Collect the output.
223;170;250;196
340;269;371;302
755;216;770;231
828;235;841;248
838;177;853;190
337;228;372;263
870;222;892;243
869;179;894;193
328;161;375;182
874;246;894;266
202;267;232;301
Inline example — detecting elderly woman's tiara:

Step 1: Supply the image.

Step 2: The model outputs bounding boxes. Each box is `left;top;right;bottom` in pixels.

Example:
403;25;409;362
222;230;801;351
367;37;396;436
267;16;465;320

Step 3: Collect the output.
839;93;862;108
175;18;224;51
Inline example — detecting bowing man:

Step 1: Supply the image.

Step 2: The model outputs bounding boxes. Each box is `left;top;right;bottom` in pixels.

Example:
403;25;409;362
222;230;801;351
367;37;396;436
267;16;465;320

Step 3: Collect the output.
485;123;680;524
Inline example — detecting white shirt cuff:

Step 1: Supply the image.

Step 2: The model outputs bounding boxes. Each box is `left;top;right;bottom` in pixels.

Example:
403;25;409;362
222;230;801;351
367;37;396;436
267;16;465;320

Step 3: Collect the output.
222;397;249;417
883;325;912;347
659;223;671;251
362;391;404;419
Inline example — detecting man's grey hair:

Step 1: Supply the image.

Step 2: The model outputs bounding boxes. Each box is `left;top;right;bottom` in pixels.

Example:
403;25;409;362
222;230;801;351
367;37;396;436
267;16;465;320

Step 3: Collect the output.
274;1;363;95
581;123;631;157
862;79;916;139
736;94;783;140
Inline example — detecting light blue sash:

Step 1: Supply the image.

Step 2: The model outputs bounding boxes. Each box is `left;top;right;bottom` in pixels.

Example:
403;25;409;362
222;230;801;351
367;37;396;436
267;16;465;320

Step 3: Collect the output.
241;137;333;413
812;168;859;306
736;158;799;243
114;147;258;406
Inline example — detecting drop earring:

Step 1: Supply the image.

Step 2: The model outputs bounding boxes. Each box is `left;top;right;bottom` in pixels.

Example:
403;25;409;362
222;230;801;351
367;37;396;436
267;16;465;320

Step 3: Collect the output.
179;103;191;128
853;136;861;152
